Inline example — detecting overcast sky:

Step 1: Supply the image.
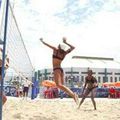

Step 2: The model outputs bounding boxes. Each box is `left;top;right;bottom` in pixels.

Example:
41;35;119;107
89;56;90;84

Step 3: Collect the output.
10;0;120;70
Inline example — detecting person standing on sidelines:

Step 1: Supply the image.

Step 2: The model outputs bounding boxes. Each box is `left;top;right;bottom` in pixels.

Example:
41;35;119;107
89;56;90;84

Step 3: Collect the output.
22;77;31;100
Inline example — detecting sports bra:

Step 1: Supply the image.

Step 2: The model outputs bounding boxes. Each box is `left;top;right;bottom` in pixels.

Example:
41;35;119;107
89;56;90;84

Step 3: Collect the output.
86;76;97;84
53;50;65;60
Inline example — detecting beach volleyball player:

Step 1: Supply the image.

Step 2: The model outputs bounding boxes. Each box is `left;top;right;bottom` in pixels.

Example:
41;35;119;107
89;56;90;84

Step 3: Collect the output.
78;69;98;110
40;37;79;105
0;48;9;105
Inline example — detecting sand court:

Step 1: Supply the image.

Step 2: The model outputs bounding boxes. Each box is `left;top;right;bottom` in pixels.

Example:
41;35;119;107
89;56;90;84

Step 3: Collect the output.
2;97;120;120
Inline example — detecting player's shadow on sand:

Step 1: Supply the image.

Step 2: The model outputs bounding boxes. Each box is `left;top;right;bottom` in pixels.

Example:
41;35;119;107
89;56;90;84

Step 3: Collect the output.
83;109;96;112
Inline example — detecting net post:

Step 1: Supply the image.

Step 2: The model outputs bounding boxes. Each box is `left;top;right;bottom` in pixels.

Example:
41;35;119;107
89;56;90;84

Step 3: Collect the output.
0;0;9;120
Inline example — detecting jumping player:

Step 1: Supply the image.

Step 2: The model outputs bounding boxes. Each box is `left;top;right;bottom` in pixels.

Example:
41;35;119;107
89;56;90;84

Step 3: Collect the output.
40;37;79;105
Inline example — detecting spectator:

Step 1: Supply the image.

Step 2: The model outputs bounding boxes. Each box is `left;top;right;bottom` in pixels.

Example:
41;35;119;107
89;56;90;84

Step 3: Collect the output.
108;87;116;98
22;77;31;99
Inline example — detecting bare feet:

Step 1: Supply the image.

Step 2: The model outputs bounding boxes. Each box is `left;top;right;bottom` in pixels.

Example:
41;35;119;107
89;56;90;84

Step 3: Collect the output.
74;93;79;105
77;104;80;109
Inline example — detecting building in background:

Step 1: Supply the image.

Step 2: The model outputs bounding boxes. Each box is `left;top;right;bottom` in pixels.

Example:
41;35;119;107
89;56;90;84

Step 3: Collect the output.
38;67;120;88
37;58;120;88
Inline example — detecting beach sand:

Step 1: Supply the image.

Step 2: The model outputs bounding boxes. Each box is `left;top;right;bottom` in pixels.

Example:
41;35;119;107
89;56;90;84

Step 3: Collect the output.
2;97;120;120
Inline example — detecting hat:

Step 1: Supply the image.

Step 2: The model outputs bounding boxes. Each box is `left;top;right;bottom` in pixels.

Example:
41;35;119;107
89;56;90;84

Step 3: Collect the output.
59;44;66;50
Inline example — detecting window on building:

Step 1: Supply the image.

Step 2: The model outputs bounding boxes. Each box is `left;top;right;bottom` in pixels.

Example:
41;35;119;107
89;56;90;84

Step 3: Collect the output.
75;76;79;82
103;77;108;83
81;76;84;82
110;77;113;82
65;76;68;83
115;77;117;82
98;77;101;83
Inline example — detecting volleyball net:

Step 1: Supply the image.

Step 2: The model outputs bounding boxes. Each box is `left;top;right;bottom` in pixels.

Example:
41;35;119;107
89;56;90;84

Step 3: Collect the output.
0;1;34;82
